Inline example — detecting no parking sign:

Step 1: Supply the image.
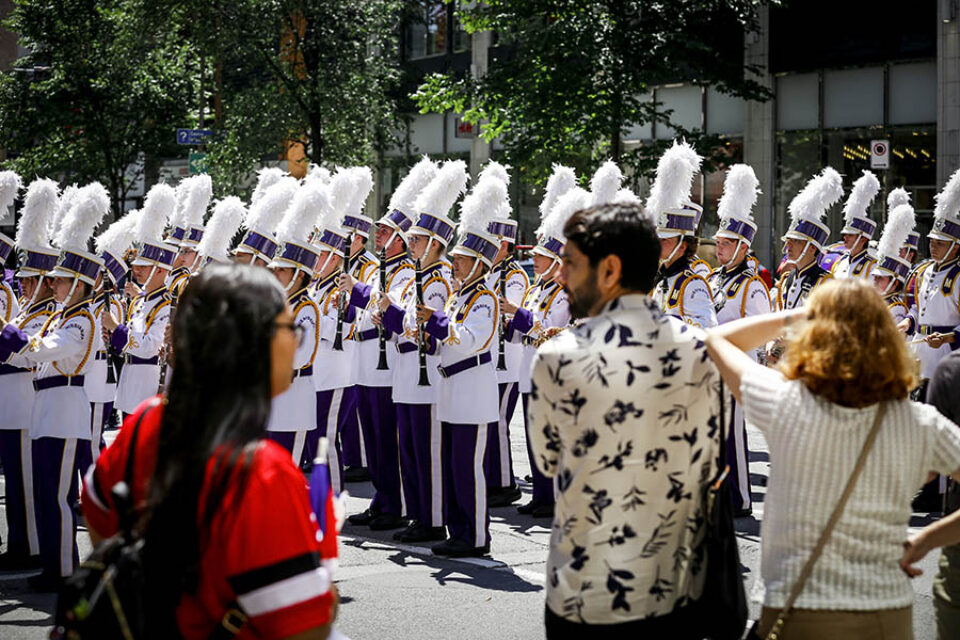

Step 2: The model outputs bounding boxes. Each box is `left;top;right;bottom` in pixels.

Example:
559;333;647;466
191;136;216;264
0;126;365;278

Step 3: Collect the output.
870;139;890;169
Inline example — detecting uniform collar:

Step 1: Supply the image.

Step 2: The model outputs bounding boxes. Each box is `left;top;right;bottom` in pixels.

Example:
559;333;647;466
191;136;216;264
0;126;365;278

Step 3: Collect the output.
313;271;338;292
849;246;869;262
722;258;749;277
661;256;689;279
62;297;93;319
459;275;486;298
936;256;959;272
384;252;408;269
796;259;822;279
170;266;190;280
420;260;446;277
27;296;57;315
288;285;310;304
145;287;168;303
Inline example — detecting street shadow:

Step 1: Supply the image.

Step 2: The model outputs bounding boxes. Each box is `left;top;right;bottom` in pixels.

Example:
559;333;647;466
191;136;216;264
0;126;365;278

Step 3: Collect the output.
425;564;543;593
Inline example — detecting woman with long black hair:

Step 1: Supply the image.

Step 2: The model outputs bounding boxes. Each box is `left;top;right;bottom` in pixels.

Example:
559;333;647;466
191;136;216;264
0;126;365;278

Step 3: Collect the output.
82;263;337;639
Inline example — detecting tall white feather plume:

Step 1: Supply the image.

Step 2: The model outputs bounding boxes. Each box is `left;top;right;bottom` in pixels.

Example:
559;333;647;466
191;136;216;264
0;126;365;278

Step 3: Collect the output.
458;177;506;240
842;170;880;224
251;167;287;205
137;183;177;245
307;164;332;186
717;164;760;226
244;176;299;233
645;141;703;217
934;167;960;224
539;165;577;221
346;166;374;219
415;160;469;217
613;188;642;206
479;161;510;187
328;169;355;217
887;187;911;210
588;160;624;207
17;178;60;248
168;180;190;231
50;184;77;242
277;180;330;244
95;210;141;257
197;197;246;261
0;171;21;221
537;187;590;240
788;167;843;226
56;182;110;251
877;204;916;260
388;156;438;215
181;174;213;227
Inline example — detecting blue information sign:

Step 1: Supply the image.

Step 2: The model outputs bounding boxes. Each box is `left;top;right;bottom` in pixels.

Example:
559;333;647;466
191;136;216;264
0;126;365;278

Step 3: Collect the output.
176;128;213;145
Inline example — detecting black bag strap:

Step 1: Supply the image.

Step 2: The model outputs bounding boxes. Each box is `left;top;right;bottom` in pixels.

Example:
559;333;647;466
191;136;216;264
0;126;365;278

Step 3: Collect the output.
123;398;159;488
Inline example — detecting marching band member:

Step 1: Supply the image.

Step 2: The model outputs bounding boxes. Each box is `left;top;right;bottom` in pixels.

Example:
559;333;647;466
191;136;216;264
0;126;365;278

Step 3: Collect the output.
234;174;299;268
381;160;466;542
264;179;324;464
509;180;583;518
102;184;177;416
167;175;212;295
872;203;916;325
417;177;503;558
833;170;880;279
888;188;929;311
341;157;434;530
0;181;108;589
708;164;770;517
647;142;717;328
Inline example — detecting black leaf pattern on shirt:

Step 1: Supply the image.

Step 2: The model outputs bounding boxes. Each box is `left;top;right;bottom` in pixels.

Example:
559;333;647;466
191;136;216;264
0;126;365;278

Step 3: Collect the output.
558;515;578;538
644;448;668;471
559;388;587;423
557;468;574;493
582;352;615;387
591;440;634;473
547;355;573;387
571;428;599;457
603;400;644;430
583;485;613;524
666;471;692;503
570;544;590;570
603;324;617;344
605;565;635;612
529;380;539;401
595;524;637;548
648;565;673;602
668;427;697;448
639;510;676;558
621;485;647;510
550;565;559;588
706;414;719;440
625;360;651;386
616;324;653;348
686;508;704;535
658;404;688;426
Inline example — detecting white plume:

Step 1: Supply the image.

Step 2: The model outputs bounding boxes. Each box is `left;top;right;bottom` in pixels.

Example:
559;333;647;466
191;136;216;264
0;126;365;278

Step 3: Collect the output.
458;177;506;240
17;178;59;248
306;164;332;186
588;160;624;207
137;183;177;245
388;156;438;216
325;169;358;234
168;180;190;230
877;204;916;260
479;161;510;187
50;184;77;241
934;167;960;224
613;187;642;206
887;187;910;210
55;182;110;251
645;141;703;217
415;160;469;218
251;167;287;205
181;174;213;227
788;167;843;226
244;176;299;234
717;164;760;226
96;209;141;257
537;187;590;240
539;165;577;221
0;171;21;218
346;166;374;219
842;170;880;224
197;197;246;261
277;179;331;244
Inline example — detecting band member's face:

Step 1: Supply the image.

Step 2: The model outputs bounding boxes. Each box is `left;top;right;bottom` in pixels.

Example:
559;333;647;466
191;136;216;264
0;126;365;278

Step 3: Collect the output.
532;253;554;277
270;305;297;397
659;236;681;261
408;234;427;260
715;237;744;265
929;238;956;262
559;242;600;320
131;264;152;285
272;266;296;288
233;252;254;265
898;246;915;261
51;276;74;303
784;238;806;262
374;224;393;252
317;251;341;278
350;234;366;255
174;248;197;269
842;232;860;251
452;254;476;281
872;274;892;295
20;276;38;300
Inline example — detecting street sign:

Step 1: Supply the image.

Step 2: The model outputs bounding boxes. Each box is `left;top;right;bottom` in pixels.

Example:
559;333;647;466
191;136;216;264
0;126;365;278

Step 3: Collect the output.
870;139;890;169
176;128;213;145
189;152;208;175
454;116;479;139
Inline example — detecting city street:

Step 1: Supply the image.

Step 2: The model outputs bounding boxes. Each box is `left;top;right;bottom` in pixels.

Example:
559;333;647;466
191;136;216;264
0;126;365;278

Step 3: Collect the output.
0;411;944;639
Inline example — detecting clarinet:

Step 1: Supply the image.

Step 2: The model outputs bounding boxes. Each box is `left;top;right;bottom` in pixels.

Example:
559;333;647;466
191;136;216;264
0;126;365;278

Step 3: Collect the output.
376;248;389;370
333;234;354;351
415;258;430;386
101;272;118;385
496;260;508;371
156;281;181;394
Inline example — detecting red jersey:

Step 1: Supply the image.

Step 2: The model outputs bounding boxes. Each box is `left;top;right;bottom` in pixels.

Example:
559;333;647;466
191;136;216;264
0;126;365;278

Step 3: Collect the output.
82;397;336;639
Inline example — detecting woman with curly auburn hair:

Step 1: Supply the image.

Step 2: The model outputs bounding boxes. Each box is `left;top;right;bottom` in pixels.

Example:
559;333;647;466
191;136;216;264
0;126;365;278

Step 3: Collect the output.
706;278;960;640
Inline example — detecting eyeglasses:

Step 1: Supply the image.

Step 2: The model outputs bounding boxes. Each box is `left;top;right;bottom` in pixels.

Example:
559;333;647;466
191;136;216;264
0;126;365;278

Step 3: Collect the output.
274;321;306;347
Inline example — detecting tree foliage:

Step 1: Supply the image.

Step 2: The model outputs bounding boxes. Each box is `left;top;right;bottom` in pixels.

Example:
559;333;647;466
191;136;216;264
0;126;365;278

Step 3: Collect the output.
413;0;774;187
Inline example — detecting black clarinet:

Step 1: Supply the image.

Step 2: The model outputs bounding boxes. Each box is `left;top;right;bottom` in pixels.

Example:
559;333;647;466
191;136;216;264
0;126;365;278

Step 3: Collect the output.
333;234;354;351
157;281;182;394
496;260;508;371
376;248;389;370
415;259;430;386
101;271;118;385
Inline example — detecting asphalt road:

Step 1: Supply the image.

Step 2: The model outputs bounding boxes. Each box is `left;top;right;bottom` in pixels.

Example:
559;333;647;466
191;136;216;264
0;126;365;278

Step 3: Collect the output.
0;414;945;639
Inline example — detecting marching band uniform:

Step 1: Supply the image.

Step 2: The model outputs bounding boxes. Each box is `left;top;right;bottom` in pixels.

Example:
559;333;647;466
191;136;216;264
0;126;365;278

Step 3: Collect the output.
905;235;960;382
651;204;717;328
690;256;712;279
872;203;917;326
709;164;770;515
774;260;831;311
832;171;880;280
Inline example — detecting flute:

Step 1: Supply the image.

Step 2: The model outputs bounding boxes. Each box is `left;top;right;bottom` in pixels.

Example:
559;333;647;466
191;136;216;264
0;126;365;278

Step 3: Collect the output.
415;258;430;386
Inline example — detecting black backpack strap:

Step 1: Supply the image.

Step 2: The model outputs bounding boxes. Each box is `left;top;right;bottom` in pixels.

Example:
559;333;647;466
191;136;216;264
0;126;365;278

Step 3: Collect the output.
114;398;160;537
122;398;160;488
209;604;248;640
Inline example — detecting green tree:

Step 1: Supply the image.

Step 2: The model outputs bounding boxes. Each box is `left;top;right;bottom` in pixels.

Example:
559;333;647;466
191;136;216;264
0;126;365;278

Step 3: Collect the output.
414;0;774;187
0;0;195;216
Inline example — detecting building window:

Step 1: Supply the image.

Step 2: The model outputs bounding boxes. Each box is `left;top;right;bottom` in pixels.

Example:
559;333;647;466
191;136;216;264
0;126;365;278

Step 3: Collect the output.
406;2;448;60
453;11;470;53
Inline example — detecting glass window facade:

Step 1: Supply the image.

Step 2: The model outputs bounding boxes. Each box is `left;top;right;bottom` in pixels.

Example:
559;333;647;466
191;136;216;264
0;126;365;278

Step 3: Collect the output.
405;2;448;60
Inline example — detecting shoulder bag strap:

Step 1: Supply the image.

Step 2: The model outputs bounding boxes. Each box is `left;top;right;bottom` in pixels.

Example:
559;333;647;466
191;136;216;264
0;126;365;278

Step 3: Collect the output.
765;401;888;640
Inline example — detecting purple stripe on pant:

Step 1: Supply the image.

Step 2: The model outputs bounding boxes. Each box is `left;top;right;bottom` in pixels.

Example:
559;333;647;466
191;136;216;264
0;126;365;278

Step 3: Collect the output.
338;386;366;467
442;421;493;548
267;431;306;466
397;403;443;527
305;389;346;495
0;429;38;557
358;385;403;517
32;437;81;577
523;393;554;506
725;395;751;512
485;382;519;489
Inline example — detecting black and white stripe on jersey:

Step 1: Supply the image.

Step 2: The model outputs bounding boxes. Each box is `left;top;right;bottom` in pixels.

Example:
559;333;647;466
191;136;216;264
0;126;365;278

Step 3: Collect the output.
228;551;330;617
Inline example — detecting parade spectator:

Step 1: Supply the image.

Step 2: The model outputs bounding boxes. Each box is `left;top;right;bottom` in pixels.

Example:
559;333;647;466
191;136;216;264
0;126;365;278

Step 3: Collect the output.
528;203;720;638
82;264;337;639
706;278;960;639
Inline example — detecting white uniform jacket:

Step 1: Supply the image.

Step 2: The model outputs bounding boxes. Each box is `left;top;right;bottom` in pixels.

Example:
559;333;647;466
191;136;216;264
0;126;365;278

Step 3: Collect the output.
485;259;529;384
310;272;355;392
774;261;832;311
905;257;960;379
422;275;500;424
2;298;96;440
709;262;771;361
345;250;378;388
112;287;172;413
652;258;717;329
507;278;570;394
267;287;319;431
0;296;57;430
832;248;876;280
885;294;909;326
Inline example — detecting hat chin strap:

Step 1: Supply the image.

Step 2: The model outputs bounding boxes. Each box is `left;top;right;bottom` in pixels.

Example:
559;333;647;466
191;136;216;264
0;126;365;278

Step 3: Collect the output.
63;277;79;305
284;266;302;292
463;257;481;284
189;251;202;272
719;238;746;270
26;275;46;308
659;235;685;268
783;240;811;270
144;264;159;288
935;240;958;266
